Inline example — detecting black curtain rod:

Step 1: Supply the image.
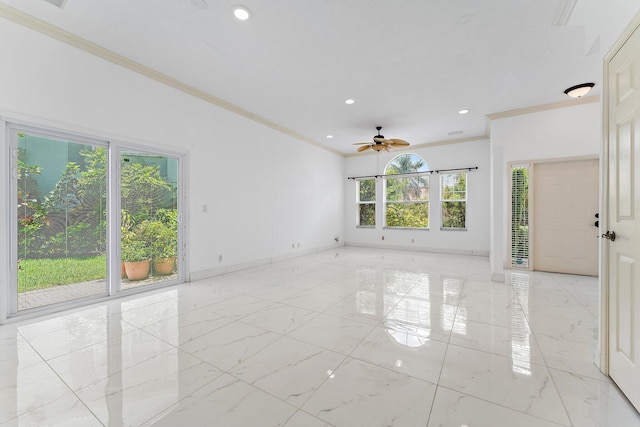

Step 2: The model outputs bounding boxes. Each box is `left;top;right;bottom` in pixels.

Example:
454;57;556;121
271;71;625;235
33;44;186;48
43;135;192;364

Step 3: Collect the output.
347;166;478;180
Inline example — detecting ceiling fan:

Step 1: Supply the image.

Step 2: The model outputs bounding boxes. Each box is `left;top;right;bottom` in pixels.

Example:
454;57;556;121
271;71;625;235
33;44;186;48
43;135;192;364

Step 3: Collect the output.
353;126;410;152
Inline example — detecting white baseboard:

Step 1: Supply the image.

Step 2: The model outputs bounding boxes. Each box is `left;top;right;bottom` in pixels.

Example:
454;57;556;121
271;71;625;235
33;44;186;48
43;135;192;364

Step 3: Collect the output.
344;241;489;257
189;242;344;282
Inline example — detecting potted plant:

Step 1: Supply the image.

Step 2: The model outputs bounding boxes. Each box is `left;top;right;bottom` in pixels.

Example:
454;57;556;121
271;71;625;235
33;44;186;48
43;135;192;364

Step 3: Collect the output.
121;236;151;281
134;219;177;275
151;222;178;275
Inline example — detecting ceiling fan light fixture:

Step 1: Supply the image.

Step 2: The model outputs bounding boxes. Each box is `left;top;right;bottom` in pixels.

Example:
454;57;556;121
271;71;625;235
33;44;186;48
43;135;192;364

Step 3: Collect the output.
564;83;594;98
232;5;251;20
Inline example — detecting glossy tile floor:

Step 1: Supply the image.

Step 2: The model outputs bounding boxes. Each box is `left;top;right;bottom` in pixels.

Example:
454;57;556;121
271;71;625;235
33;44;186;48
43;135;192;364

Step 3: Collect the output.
1;247;639;426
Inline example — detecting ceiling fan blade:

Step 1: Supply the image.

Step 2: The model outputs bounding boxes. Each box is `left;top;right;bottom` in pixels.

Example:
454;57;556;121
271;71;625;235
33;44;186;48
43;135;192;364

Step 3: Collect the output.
357;144;372;152
353;142;371;145
389;139;410;146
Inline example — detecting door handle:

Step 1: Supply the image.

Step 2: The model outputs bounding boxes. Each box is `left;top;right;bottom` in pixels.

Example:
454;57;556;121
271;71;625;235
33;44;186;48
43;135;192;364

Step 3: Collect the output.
602;231;616;241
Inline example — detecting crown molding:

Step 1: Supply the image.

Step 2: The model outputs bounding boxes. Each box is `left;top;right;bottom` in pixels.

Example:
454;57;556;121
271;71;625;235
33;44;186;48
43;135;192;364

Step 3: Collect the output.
344;134;489;158
0;4;344;157
486;95;600;121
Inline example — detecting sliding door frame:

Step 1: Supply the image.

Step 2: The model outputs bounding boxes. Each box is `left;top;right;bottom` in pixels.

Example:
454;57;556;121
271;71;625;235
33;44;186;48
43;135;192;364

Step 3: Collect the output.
2;121;187;321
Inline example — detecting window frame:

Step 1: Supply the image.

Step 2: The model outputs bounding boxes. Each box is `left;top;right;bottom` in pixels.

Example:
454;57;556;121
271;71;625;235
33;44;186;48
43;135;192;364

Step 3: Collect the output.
440;172;467;230
5;121;186;319
383;154;430;230
356;178;376;228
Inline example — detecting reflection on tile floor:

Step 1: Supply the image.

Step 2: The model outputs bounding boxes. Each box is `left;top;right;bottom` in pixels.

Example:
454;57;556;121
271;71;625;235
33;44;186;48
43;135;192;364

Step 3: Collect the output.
1;247;639;426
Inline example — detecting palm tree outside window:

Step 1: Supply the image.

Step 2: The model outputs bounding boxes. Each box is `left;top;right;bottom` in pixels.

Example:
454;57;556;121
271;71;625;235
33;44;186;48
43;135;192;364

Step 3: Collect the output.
384;154;429;228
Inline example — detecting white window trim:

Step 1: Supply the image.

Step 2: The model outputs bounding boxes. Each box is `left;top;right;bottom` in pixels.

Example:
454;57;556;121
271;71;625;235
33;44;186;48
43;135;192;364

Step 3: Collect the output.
440;172;467;231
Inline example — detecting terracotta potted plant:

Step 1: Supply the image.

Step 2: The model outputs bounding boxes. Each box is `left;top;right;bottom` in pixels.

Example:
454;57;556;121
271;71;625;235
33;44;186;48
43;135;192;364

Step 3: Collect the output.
152;221;177;275
121;238;151;281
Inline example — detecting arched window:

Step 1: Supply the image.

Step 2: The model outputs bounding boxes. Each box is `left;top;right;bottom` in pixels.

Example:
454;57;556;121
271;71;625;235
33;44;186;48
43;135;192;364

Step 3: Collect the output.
384;154;429;228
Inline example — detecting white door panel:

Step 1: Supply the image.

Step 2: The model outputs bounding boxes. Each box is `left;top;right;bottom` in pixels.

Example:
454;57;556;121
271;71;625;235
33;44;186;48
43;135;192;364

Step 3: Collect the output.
607;19;640;412
533;160;599;276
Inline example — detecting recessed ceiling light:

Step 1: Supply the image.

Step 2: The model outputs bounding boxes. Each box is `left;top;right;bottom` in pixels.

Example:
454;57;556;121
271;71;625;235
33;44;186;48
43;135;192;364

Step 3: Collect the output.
345;99;355;105
232;5;251;20
564;83;595;98
458;109;470;114
326;135;334;139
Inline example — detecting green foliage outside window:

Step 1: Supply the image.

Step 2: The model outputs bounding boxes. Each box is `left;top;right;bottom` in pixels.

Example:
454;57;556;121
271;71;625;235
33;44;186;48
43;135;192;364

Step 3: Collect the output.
385;154;429;228
441;173;467;229
358;179;376;226
386;203;429;227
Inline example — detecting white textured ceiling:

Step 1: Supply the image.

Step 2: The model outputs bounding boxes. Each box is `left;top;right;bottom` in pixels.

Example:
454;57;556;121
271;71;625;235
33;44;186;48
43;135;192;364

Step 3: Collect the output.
1;0;639;155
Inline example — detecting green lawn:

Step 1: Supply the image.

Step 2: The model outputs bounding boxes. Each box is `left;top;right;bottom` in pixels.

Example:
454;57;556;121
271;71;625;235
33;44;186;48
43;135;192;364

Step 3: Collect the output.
18;256;107;293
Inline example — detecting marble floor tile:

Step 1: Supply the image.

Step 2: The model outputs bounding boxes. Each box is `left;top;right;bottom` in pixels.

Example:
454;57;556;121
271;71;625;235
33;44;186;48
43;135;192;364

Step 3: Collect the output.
350;324;447;383
75;348;221;426
230;336;346;407
281;288;352;312
48;328;174;391
180;320;281;371
204;294;277;318
551;368;640;427
439;345;571;425
4;248;639;426
240;302;318;334
384;297;456;343
141;306;236;346
146;373;296;426
524;304;599;345
0;335;75;423
427;387;563;427
287;313;375;355
18;308;137;360
0;393;102;427
457;300;527;329
283;410;333;427
301;357;436;427
244;283;306;302
448;318;546;365
323;293;387;325
534;333;604;380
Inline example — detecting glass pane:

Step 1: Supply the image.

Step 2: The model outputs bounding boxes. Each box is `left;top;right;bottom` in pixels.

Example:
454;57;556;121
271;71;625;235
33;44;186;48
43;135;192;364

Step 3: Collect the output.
385;154;428;175
359;203;375;226
386;202;429;228
442;201;466;228
358;179;376;202
121;152;178;290
16;133;107;310
386;176;429;202
441;173;466;200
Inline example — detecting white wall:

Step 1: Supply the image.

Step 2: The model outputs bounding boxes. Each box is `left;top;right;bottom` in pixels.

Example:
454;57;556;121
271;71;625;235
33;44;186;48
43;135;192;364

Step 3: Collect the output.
344;139;491;255
0;19;344;294
489;101;601;280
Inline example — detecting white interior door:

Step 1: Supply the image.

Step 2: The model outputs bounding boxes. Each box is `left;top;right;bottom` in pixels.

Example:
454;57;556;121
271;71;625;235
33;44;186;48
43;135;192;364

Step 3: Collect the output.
533;159;599;276
607;19;640;412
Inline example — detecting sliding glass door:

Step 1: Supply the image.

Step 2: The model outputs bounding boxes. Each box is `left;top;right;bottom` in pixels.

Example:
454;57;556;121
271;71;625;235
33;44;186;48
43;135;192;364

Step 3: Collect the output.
120;151;179;290
12;129;108;311
8;126;183;315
